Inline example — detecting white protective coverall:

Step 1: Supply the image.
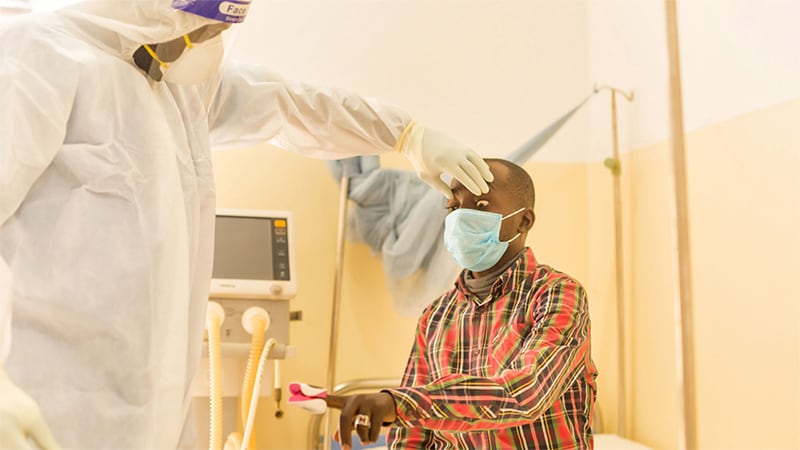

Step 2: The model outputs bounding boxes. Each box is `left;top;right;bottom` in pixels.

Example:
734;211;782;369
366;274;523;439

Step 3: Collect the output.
0;1;491;448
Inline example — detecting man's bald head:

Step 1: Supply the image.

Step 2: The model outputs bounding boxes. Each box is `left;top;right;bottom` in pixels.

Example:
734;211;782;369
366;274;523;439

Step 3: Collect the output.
484;159;535;210
445;158;536;276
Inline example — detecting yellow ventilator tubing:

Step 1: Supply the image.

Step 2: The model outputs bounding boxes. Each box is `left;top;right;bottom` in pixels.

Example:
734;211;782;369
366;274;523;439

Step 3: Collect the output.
241;338;277;450
239;308;270;449
206;302;225;450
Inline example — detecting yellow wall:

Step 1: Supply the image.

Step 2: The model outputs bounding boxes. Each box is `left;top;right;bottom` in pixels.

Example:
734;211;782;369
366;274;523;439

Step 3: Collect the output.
683;98;799;450
602;98;800;450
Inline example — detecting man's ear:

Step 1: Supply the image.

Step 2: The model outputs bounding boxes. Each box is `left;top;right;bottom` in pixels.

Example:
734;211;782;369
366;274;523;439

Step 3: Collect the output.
518;209;535;233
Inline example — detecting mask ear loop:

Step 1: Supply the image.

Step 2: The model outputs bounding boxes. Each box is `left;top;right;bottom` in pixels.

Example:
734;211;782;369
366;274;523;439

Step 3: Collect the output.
143;44;168;69
501;207;526;220
143;35;193;70
501;207;527;243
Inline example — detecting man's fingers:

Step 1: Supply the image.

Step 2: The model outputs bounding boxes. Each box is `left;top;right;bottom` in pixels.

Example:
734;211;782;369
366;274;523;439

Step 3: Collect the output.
329;393;394;447
355;414;370;445
338;398;359;450
368;411;381;444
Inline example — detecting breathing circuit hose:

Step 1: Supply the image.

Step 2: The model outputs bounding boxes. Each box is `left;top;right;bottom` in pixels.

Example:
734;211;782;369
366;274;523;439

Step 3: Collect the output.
203;306;279;450
206;302;225;450
241;337;277;450
238;307;271;450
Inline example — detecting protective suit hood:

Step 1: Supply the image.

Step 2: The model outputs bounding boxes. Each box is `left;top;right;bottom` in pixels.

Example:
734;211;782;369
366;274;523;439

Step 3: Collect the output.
56;0;221;58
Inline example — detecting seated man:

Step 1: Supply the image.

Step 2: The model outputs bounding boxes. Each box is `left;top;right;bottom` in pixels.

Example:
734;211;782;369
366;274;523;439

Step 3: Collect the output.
328;158;597;449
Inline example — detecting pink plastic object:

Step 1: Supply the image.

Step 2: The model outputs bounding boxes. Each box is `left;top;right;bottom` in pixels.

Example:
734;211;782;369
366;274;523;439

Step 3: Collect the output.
287;381;328;414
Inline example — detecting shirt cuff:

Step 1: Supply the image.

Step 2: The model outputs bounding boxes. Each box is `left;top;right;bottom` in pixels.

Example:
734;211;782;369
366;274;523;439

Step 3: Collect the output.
383;387;433;428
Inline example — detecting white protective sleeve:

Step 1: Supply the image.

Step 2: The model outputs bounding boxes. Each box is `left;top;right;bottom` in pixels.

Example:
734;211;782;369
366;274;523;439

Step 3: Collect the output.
0;259;10;364
208;62;413;158
0;23;78;365
0;0;31;369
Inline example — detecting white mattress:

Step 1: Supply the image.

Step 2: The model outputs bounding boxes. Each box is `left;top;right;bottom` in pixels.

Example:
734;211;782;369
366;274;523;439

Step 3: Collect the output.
342;433;652;450
595;434;654;450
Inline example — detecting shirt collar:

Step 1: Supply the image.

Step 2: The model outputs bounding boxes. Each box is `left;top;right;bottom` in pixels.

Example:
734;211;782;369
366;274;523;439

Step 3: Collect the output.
455;247;538;306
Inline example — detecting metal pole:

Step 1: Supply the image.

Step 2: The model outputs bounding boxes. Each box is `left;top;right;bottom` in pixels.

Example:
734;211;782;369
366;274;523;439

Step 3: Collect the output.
322;176;351;450
664;1;697;449
610;91;626;438
596;84;633;438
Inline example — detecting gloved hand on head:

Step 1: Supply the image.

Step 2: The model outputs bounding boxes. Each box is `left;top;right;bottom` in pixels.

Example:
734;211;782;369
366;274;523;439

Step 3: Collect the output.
0;368;59;450
395;122;494;199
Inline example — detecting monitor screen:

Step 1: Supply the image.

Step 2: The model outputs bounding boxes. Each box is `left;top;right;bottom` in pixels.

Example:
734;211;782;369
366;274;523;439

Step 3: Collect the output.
212;215;290;281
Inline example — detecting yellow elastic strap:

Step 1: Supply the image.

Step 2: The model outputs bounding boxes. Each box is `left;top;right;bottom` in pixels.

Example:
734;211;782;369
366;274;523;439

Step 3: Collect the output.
143;44;168;69
394;120;417;152
183;34;193;49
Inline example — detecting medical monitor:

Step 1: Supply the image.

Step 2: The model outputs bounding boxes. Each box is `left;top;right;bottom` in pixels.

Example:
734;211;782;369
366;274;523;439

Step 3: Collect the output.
210;209;296;300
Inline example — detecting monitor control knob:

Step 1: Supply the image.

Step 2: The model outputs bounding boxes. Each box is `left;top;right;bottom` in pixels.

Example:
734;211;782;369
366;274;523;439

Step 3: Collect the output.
270;285;283;296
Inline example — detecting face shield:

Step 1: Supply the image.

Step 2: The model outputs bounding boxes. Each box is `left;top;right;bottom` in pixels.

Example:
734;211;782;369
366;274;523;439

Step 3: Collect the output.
170;0;249;65
170;0;249;66
171;0;251;24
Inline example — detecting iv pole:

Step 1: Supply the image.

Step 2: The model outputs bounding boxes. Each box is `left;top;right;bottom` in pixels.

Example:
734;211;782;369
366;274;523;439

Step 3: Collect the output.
664;1;698;449
594;84;634;438
322;176;351;450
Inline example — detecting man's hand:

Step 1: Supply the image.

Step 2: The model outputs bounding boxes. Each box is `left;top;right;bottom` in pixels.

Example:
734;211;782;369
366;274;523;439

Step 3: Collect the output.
326;392;396;450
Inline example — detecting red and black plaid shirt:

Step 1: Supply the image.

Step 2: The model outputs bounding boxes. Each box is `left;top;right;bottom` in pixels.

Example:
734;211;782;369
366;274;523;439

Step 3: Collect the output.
387;248;597;449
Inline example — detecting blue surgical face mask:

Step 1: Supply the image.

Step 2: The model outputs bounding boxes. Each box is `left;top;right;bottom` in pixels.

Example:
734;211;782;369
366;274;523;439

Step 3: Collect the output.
443;207;526;272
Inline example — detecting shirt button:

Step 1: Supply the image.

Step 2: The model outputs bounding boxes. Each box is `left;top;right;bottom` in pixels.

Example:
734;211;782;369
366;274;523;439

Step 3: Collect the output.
473;349;480;356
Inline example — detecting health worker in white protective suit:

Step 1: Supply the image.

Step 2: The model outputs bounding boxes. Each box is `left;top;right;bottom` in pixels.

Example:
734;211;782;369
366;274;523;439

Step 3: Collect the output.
0;1;495;448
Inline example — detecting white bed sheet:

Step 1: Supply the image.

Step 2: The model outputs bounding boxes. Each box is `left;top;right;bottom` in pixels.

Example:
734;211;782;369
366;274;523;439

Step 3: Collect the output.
340;433;653;449
595;433;654;450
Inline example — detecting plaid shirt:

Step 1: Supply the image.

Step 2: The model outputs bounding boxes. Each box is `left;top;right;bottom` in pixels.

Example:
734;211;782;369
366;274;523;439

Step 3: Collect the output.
386;248;597;449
